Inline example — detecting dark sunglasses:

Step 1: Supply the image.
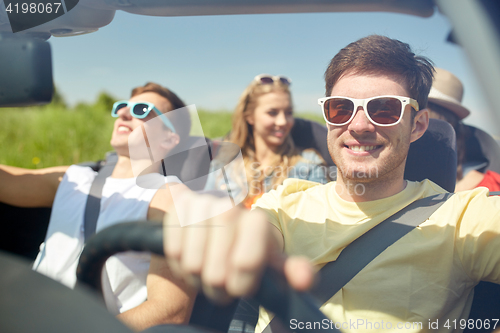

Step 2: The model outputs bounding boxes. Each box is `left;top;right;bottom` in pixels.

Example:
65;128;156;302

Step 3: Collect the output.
254;74;292;86
111;101;176;133
318;95;419;127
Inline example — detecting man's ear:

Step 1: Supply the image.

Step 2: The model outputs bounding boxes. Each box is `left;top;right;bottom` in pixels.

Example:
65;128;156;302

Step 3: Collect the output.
161;132;180;150
410;108;429;143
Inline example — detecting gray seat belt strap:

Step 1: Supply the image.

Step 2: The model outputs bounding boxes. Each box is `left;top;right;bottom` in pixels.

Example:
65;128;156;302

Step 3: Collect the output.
310;192;453;303
262;192;453;333
83;153;118;243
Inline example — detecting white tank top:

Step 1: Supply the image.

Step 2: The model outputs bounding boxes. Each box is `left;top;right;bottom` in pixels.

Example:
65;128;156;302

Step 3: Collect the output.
33;165;180;314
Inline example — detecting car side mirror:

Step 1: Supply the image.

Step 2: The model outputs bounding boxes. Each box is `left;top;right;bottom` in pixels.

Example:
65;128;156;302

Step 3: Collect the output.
0;34;53;107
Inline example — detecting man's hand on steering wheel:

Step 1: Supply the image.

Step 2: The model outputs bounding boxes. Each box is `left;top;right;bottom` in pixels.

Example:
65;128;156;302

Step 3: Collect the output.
162;190;314;304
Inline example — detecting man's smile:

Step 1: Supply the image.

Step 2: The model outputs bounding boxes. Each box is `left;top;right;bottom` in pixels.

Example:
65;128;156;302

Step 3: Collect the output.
346;145;380;152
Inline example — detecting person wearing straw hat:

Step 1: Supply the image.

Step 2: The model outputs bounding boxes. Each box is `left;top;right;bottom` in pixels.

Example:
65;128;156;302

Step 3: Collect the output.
428;67;500;191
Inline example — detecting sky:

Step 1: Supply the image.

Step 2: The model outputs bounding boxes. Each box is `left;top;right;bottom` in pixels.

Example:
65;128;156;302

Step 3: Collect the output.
47;7;498;137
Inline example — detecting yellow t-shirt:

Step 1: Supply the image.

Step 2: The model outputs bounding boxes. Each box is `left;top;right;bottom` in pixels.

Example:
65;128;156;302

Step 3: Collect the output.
254;179;500;333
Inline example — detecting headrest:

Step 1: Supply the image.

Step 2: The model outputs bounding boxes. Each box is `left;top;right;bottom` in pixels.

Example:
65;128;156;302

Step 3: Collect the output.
405;118;457;192
162;136;212;191
464;125;500;174
291;118;333;166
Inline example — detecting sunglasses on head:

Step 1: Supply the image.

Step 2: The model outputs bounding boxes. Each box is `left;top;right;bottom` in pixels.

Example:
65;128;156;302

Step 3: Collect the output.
111;101;176;133
318;95;419;127
254;74;292;86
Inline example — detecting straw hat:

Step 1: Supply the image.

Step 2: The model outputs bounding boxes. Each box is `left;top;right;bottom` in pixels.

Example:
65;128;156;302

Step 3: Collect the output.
428;68;470;120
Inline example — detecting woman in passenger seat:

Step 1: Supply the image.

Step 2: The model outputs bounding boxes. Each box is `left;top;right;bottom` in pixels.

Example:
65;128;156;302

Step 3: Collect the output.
204;74;329;209
428;68;500;192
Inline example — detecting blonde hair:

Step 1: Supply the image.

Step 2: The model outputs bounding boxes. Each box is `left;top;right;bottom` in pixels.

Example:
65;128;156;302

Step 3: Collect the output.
228;78;302;199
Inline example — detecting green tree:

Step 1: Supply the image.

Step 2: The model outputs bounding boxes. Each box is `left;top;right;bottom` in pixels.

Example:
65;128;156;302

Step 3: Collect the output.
94;91;117;112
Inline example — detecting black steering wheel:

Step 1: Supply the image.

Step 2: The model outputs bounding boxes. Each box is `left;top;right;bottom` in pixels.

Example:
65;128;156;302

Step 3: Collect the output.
0;220;338;333
76;220;339;333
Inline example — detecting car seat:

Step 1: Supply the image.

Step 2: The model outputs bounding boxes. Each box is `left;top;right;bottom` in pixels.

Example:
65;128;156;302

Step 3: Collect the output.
0;204;51;260
405;118;457;192
291;118;333;166
463;124;500;175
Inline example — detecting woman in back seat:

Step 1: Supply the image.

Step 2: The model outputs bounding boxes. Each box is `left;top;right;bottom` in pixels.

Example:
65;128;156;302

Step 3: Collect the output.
202;74;329;333
204;74;329;208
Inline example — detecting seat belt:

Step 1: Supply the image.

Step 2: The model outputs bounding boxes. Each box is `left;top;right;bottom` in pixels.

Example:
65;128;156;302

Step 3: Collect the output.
82;141;212;243
83;152;118;243
262;192;454;333
82;138;217;243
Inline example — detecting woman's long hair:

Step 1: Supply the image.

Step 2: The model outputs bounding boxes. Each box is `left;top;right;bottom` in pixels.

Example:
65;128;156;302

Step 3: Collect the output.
229;78;302;199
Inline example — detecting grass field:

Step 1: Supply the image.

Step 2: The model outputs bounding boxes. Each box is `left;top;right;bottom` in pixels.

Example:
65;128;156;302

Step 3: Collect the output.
0;103;324;169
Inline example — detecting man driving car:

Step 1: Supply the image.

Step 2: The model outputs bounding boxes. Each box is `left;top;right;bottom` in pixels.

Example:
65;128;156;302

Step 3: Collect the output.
163;35;500;332
0;82;195;331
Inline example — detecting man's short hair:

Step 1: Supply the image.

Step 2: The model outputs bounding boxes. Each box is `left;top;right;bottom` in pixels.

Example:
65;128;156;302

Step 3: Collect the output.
131;82;191;140
324;35;435;110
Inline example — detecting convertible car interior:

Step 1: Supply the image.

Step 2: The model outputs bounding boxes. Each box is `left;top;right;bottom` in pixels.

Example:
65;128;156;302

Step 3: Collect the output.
1;0;500;332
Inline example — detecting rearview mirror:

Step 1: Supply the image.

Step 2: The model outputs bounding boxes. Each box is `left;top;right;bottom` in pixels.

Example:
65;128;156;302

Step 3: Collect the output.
0;34;53;107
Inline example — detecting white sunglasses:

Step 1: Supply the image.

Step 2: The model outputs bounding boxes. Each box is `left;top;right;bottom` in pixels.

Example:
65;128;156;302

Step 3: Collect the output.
318;95;419;127
254;74;292;86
